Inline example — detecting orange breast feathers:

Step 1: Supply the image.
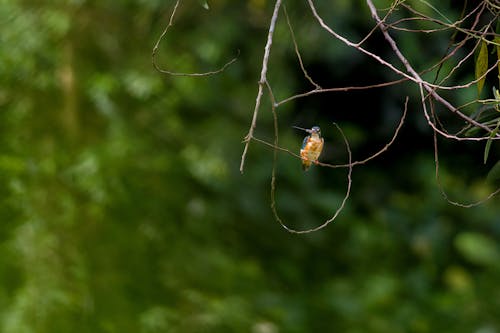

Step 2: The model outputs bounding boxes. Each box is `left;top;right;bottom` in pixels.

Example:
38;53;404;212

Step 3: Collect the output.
300;136;324;170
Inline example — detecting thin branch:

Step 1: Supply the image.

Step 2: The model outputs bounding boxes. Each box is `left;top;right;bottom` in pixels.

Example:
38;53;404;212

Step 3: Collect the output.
356;0;403;46
276;78;407;106
434;33;477;89
283;5;321;90
240;0;282;173
335;96;409;168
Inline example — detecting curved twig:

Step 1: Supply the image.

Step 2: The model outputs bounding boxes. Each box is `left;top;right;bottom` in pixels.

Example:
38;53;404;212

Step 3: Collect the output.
271;123;353;234
433;123;500;207
335;96;409;167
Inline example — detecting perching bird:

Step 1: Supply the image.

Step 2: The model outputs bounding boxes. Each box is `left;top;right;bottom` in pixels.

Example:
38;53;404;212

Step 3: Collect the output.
293;125;324;171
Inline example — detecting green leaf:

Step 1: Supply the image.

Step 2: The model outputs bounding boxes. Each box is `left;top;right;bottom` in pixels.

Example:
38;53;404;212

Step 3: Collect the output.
475;40;488;96
483;119;499;164
455;232;500;267
198;0;209;10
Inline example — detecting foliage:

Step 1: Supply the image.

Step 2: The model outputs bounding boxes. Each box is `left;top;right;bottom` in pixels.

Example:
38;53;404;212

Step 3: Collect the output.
0;0;499;332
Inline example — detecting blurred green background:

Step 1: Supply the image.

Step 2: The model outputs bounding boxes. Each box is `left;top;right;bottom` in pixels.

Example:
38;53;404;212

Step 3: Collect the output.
1;0;500;332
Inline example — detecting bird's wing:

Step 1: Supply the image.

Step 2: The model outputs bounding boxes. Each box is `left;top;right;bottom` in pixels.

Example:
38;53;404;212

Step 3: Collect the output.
301;135;310;150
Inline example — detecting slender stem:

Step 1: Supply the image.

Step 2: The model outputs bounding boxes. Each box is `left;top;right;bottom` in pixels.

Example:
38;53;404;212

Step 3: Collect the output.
240;0;282;173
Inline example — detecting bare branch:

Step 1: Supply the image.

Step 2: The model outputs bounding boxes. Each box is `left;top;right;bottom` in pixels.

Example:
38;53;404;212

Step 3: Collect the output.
276;79;406;107
283;5;321;90
240;0;283;173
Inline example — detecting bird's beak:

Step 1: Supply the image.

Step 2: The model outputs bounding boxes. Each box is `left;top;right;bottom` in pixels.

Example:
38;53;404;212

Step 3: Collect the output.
292;126;312;133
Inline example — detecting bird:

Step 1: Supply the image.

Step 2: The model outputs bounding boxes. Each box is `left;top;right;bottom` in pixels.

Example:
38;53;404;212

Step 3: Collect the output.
293;125;324;171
